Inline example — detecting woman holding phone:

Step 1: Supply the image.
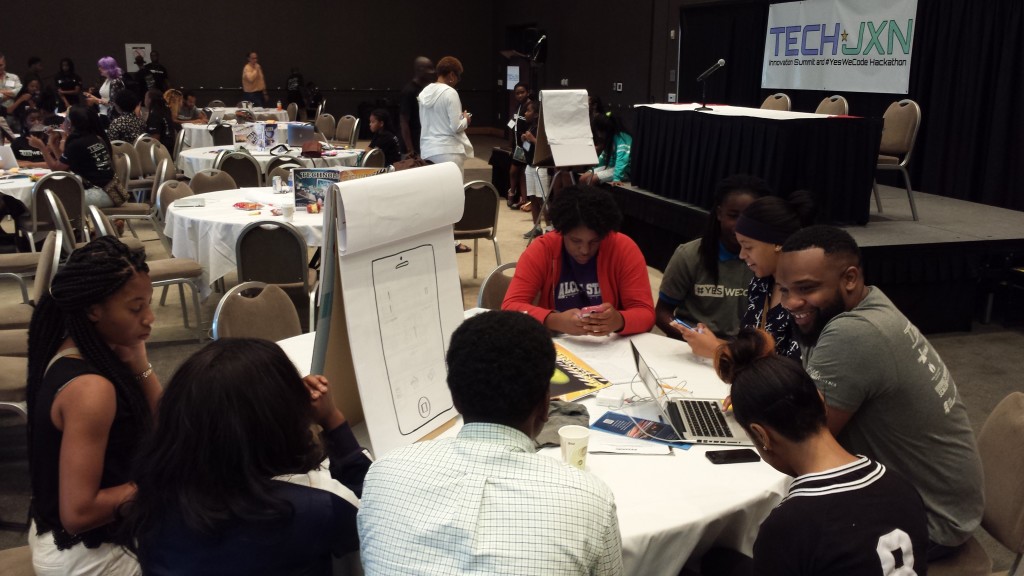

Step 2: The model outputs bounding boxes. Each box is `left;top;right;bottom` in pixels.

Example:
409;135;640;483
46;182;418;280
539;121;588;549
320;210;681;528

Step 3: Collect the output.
502;185;654;336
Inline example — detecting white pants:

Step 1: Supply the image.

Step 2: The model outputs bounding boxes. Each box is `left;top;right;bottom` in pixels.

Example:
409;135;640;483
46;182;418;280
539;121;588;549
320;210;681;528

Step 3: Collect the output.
423;153;465;177
29;521;140;576
525;165;550;199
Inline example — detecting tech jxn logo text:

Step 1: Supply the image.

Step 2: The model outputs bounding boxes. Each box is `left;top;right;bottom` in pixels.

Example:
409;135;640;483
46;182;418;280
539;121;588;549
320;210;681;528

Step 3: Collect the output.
768;19;913;57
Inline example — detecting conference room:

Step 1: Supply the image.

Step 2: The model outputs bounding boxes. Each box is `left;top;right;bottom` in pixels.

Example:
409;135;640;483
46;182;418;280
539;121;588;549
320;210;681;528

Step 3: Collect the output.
0;0;1022;575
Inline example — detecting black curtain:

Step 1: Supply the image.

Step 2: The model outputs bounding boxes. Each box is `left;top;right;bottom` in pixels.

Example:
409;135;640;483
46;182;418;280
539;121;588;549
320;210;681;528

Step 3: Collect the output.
910;0;1024;210
678;2;769;108
678;0;1024;212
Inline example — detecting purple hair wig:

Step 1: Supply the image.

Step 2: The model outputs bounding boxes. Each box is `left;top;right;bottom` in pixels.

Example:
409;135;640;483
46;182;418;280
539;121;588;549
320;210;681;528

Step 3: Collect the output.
97;56;122;80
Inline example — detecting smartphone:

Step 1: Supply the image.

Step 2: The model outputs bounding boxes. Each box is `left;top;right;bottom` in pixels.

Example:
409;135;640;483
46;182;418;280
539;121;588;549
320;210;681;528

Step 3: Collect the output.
579;305;603;319
705;449;761;465
671;318;696;331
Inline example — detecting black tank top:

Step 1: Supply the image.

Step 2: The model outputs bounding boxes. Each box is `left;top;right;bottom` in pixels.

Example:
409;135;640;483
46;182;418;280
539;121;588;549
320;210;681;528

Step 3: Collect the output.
30;351;142;549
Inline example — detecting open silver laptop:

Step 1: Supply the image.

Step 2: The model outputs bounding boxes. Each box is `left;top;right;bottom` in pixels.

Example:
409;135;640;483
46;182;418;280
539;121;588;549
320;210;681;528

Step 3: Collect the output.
287;123;318;147
0;145;19;169
208;109;225;124
631;341;752;446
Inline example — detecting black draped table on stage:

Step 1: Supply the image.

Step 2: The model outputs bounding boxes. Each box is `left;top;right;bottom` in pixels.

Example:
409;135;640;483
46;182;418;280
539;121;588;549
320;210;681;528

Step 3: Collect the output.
630;104;882;225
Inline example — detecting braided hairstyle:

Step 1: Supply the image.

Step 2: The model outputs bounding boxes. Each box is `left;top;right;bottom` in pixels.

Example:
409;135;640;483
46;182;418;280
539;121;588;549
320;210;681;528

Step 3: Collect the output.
27;236;152;442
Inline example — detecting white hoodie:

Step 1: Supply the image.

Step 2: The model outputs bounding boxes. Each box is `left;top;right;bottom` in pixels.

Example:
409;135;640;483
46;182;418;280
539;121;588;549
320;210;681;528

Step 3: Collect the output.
417;83;474;160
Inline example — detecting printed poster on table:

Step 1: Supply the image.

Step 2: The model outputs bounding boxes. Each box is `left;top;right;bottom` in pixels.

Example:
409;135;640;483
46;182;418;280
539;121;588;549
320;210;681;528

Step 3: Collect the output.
761;0;917;94
551;343;612;402
293;168;340;209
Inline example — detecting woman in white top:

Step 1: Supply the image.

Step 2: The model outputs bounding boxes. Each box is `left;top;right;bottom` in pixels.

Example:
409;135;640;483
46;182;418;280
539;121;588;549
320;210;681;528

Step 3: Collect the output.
417;56;473;175
84;57;125;125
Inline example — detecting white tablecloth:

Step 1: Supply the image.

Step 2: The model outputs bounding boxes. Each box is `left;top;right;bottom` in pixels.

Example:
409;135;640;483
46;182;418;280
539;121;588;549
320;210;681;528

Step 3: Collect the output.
277;328;790;576
164;187;324;298
176;145;360;178
0;169;51;207
637;102;831;120
182;121;314;149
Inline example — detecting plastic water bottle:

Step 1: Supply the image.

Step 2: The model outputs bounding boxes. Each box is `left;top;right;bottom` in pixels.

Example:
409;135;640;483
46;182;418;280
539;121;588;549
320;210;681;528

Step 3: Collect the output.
276;100;282;111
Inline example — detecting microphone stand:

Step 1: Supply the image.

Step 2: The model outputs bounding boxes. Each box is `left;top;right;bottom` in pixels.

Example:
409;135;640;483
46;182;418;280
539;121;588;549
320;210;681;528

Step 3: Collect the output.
696;79;712;112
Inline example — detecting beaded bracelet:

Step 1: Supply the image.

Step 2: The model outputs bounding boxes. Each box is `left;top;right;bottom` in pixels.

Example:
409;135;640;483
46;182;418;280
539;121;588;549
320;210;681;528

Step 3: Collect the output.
136;363;153;381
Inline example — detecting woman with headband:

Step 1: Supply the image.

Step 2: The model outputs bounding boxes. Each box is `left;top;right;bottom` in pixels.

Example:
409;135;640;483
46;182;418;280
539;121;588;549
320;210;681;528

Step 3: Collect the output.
675;190;814;360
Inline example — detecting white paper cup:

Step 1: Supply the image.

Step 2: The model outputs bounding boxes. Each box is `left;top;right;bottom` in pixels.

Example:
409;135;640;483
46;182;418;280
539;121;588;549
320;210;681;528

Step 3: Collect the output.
281;204;295;222
559;425;590;470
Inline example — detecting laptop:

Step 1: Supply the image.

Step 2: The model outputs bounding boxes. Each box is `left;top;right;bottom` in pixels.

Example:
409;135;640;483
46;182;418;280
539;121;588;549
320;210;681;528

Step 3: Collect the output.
207;109;225;124
630;341;752;446
287;123;318;147
0;145;18;170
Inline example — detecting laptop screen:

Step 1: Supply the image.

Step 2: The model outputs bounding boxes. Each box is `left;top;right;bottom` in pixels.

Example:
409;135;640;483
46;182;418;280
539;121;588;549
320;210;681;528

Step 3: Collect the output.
0;145;18;170
630;342;673;421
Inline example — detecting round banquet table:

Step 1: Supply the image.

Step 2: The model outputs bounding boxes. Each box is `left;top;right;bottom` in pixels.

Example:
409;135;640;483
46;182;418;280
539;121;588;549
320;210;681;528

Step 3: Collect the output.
0;168;52;207
176;145;361;178
164;187;325;299
182;120;315;149
277;326;791;576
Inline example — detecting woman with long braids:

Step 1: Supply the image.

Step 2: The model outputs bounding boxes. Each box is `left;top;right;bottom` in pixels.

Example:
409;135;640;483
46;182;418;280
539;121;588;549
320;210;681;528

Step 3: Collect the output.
26;236;158;575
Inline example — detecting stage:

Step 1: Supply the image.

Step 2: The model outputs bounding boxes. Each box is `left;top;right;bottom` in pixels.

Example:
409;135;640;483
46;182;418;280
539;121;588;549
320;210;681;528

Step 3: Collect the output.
609;182;1024;334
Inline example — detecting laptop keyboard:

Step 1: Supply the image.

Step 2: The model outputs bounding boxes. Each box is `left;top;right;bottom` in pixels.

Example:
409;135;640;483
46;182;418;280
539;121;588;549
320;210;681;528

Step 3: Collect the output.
681;400;732;438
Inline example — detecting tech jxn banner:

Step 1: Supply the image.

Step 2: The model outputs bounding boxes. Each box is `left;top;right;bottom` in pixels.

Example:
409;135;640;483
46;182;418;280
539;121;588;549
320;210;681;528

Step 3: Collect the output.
761;0;917;94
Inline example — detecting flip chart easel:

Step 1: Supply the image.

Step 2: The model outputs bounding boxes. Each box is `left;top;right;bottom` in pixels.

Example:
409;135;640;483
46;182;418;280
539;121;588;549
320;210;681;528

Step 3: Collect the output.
310;163;466;456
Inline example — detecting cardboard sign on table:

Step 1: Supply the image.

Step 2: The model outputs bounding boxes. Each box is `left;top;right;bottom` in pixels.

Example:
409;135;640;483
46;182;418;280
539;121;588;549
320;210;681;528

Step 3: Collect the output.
310;163;465;456
533;89;599;167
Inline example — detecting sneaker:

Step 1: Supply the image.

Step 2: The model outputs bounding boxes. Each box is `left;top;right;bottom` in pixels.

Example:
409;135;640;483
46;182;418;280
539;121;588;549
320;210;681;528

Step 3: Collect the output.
522;227;543;239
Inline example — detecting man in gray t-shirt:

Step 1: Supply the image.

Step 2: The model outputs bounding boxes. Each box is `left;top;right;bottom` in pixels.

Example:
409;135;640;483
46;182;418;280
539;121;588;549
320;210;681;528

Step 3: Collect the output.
775;226;983;557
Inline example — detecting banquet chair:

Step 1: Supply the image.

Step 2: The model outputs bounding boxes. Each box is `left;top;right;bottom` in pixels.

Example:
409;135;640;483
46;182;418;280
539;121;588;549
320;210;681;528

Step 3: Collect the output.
214;151;263;188
814;95;849;116
111;140;154;191
152;144;188;180
43;190;91;258
267;163;304;184
454;180;502;279
151;180;206;340
134;136;163;178
286;102;298;121
101;153;161;238
929;391;1024;576
360;148;385;168
24;171;88;249
760;93;791;111
315;113;337;140
235;220;317;331
172;128;188;163
265;155;302;180
336;115;359;148
872;99;921;221
0;230;60;331
0;248;40;304
477;262;518;310
191;169;238;194
207;99;225;107
212;281;302;341
88;205;146;255
210;123;234;146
